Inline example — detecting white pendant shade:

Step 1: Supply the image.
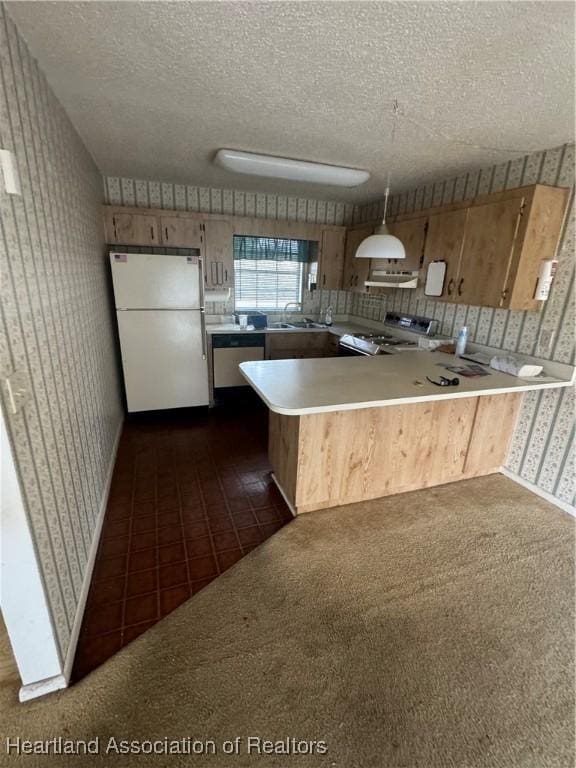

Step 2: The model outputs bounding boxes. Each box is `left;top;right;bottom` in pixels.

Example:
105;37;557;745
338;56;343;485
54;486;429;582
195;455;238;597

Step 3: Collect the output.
355;226;406;260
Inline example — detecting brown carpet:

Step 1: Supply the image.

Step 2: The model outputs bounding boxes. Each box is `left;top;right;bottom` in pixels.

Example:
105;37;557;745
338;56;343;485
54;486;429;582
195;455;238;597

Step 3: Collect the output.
1;475;574;767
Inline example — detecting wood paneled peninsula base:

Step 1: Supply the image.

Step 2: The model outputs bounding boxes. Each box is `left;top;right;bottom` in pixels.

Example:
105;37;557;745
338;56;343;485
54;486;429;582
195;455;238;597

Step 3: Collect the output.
239;351;572;515
269;393;522;514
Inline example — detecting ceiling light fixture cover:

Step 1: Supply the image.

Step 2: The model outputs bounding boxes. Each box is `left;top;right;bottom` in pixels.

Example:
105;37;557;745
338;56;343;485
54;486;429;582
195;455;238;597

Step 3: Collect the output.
215;149;369;188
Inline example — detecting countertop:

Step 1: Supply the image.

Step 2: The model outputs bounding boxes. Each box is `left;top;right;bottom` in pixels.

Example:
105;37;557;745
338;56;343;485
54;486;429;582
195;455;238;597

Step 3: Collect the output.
205;321;367;337
239;351;574;415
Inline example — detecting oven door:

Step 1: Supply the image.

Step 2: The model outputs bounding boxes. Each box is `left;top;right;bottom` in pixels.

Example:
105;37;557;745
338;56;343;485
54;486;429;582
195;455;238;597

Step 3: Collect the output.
338;342;372;357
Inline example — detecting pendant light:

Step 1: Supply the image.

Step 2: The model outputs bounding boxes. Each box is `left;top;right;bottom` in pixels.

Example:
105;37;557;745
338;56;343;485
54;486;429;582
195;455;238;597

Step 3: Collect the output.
356;101;405;260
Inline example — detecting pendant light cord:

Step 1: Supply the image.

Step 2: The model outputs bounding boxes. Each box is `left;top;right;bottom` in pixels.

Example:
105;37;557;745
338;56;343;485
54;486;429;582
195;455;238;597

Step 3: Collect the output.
382;99;399;225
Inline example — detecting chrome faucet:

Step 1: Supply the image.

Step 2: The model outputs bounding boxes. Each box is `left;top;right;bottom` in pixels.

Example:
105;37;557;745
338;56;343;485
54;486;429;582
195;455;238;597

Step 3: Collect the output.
283;301;302;323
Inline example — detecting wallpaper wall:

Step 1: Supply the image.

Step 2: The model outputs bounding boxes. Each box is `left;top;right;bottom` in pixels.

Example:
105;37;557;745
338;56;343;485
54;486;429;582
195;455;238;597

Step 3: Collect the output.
0;6;123;664
103;175;357;227
349;143;575;507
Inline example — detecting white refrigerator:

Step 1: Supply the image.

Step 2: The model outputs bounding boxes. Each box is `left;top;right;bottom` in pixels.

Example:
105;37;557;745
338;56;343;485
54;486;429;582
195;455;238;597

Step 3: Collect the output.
110;252;209;412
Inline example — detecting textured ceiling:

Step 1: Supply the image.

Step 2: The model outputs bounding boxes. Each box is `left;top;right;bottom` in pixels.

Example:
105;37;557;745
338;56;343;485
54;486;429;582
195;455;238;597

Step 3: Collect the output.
7;1;575;203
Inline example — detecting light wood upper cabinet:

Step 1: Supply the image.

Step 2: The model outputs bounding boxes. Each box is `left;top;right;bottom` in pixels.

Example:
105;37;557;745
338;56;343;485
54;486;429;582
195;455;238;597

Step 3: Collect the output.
456;197;524;307
504;184;570;311
343;225;373;292
105;210;159;246
160;215;203;248
318;228;346;290
423;208;468;301
386;216;427;270
203;219;234;288
395;183;569;310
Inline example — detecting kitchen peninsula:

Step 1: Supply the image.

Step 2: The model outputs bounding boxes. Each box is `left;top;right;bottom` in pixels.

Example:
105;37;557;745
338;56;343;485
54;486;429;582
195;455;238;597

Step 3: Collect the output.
240;352;574;514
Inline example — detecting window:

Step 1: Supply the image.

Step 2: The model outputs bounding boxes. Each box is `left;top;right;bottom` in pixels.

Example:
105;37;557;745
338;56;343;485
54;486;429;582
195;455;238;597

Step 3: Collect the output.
234;236;309;312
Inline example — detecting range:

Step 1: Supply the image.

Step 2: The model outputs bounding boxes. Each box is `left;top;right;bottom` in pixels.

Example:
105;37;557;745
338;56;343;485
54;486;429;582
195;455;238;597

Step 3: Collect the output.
339;312;438;356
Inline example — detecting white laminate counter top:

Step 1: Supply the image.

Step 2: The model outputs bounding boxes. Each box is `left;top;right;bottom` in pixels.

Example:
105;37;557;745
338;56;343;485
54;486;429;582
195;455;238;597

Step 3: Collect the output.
239;351;574;415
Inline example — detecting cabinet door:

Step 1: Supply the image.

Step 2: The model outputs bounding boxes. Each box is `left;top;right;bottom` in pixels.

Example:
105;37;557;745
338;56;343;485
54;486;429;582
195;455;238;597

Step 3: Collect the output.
457;197;524;308
160;216;203;248
108;212;159;246
423;209;468;301
386;217;427;270
266;332;328;360
343;226;373;292
204;219;234;288
318;229;345;290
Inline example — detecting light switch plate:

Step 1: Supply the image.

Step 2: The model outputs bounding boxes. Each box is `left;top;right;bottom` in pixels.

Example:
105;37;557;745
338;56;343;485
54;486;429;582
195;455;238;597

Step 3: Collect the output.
2;370;29;414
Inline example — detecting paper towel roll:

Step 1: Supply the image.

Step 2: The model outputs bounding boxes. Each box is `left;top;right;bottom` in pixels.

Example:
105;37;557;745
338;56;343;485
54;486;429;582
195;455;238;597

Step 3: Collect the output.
490;355;543;378
205;288;231;302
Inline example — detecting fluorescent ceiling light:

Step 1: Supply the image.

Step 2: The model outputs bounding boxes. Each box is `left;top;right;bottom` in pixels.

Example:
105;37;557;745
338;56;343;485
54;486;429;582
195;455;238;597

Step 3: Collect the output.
215;149;369;188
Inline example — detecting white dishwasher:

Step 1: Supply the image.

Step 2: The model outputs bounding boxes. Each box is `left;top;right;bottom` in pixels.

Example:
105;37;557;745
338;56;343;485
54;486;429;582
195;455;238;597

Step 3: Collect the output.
212;333;265;388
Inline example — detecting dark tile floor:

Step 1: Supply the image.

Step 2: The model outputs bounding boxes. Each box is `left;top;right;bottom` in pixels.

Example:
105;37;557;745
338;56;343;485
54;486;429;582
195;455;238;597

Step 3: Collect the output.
73;395;292;680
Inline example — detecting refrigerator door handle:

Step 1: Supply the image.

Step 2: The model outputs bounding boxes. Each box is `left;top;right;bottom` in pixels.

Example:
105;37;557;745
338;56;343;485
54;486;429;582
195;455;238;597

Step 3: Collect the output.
198;257;207;360
198;256;206;310
200;311;207;360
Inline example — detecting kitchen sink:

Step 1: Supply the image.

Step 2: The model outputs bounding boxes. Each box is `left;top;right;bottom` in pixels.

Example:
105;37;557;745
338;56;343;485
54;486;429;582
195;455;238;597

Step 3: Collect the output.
287;321;329;329
267;320;330;330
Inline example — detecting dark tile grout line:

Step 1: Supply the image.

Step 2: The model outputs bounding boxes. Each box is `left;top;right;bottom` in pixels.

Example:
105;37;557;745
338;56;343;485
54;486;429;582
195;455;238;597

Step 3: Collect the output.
175;443;193;595
193;459;222;579
73;407;291;679
119;445;136;647
153;441;161;631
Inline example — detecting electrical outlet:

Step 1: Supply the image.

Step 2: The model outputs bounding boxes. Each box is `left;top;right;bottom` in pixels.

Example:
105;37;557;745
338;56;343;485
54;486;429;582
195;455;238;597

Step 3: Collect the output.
2;370;29;415
538;328;554;356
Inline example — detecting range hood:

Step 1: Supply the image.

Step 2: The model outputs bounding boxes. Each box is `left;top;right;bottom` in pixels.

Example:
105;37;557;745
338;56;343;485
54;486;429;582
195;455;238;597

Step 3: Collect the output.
365;268;419;289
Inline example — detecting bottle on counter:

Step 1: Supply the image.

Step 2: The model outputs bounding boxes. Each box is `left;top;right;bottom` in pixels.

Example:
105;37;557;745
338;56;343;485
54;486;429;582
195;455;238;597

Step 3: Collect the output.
455;326;468;356
324;305;333;326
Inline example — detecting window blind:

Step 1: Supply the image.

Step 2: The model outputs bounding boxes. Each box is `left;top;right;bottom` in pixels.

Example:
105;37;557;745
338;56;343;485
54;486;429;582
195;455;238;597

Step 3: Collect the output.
234;236;308;311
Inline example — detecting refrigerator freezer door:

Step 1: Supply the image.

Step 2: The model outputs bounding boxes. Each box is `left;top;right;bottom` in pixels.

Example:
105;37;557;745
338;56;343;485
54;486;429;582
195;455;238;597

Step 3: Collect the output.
110;252;202;309
117;310;208;411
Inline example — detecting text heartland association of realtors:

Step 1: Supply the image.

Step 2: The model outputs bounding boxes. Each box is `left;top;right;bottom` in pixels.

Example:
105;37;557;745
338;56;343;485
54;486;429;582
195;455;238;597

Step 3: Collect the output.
5;736;329;756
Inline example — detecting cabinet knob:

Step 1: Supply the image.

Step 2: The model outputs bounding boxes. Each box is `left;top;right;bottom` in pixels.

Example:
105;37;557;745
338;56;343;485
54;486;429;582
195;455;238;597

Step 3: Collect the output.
447;278;454;296
165;227;169;241
457;278;464;296
150;226;155;241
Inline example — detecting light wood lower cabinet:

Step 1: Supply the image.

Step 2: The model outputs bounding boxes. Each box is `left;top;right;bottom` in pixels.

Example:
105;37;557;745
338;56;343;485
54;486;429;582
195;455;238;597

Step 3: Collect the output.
269;392;522;514
265;332;336;360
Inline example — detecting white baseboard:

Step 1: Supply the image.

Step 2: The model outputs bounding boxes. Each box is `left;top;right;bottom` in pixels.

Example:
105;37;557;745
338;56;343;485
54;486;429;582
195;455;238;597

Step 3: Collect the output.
500;467;576;518
19;673;67;703
271;473;297;518
62;418;124;683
